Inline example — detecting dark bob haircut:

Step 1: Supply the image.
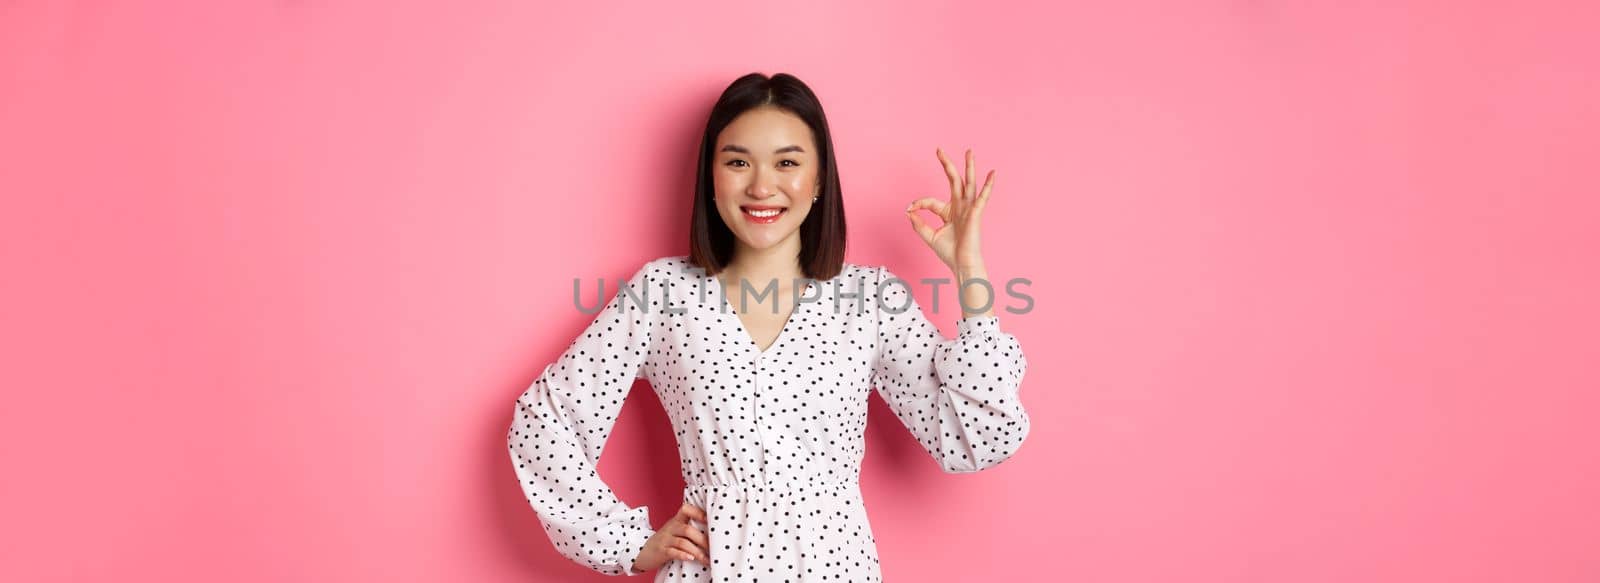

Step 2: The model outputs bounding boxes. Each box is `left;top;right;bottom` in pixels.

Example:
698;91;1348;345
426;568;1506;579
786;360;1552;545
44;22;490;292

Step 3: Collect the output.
688;72;847;282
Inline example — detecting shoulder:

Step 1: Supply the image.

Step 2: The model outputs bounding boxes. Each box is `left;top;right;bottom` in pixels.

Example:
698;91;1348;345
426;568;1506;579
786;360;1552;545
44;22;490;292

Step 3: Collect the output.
823;262;885;298
631;255;701;283
639;254;689;271
835;261;882;283
838;263;922;331
838;261;913;288
833;262;916;307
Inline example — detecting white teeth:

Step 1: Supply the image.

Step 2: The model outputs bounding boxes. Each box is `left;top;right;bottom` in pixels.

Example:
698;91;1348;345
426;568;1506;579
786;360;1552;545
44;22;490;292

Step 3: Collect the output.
745;208;783;218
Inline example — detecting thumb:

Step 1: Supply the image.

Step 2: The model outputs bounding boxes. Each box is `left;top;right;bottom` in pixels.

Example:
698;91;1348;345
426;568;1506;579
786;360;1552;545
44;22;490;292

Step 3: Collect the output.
907;211;936;247
679;502;708;524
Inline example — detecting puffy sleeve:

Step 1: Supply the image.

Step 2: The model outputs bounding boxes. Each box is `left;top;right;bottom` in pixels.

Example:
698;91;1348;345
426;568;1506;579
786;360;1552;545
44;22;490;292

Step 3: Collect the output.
869;265;1032;473
506;263;658;576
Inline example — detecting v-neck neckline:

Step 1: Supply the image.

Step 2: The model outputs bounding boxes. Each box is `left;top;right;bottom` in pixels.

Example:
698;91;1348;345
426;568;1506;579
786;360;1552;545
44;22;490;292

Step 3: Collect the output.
711;272;816;356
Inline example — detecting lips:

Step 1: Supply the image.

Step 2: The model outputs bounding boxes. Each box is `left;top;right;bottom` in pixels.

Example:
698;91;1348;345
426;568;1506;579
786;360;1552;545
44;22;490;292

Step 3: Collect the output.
741;205;787;225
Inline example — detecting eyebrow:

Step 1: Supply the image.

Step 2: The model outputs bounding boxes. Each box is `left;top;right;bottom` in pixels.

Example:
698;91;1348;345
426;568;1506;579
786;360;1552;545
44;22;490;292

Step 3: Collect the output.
720;144;806;155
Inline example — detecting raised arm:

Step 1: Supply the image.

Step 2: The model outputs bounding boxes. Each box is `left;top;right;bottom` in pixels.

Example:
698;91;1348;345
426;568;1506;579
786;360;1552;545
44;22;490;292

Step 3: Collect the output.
506;264;657;576
870;265;1031;473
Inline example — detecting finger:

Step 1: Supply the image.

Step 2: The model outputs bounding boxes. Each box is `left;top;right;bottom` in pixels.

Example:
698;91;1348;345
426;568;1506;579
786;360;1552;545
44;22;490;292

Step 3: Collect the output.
675;536;710;565
679;522;710;552
671;546;699;563
907;212;936;247
965;149;976;199
672;538;708;564
906;197;950;221
972;169;995;220
673;534;709;558
680;503;708;525
936;148;961;202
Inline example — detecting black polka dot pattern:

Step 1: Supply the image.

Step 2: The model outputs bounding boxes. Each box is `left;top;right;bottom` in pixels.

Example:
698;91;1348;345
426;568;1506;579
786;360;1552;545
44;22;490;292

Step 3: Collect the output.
507;256;1031;580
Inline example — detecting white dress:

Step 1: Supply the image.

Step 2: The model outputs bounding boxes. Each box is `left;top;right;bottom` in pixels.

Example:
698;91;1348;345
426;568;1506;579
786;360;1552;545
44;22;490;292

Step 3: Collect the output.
507;255;1032;581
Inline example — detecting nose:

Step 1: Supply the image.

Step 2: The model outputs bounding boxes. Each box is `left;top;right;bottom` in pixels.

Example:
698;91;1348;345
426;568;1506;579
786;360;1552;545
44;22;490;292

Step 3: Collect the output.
745;169;781;199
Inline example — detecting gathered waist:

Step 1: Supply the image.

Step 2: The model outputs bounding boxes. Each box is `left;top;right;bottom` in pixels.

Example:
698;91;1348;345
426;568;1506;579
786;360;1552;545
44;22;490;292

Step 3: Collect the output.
679;477;867;532
684;477;859;495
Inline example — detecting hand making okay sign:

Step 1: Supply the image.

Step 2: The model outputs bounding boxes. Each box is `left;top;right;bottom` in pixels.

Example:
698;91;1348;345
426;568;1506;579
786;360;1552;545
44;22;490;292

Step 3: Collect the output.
905;148;995;271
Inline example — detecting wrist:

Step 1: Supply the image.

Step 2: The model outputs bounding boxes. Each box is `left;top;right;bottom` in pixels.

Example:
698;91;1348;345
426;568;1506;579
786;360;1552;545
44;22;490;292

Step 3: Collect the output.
953;263;988;283
953;263;995;319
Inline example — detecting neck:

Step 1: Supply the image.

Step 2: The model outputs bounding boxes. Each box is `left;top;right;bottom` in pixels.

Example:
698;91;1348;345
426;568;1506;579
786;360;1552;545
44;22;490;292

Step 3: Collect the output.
725;233;805;287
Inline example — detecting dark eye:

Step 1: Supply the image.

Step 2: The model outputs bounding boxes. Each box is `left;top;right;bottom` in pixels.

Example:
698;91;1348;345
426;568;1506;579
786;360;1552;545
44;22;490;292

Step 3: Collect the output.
725;159;748;167
781;160;799;167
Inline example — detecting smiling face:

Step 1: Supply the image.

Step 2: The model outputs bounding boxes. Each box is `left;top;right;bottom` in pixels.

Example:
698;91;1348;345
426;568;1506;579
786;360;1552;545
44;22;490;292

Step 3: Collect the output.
712;106;821;253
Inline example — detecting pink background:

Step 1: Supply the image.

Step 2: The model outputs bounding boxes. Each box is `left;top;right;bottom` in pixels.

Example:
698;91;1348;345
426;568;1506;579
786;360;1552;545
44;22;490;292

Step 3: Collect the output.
3;1;1597;581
